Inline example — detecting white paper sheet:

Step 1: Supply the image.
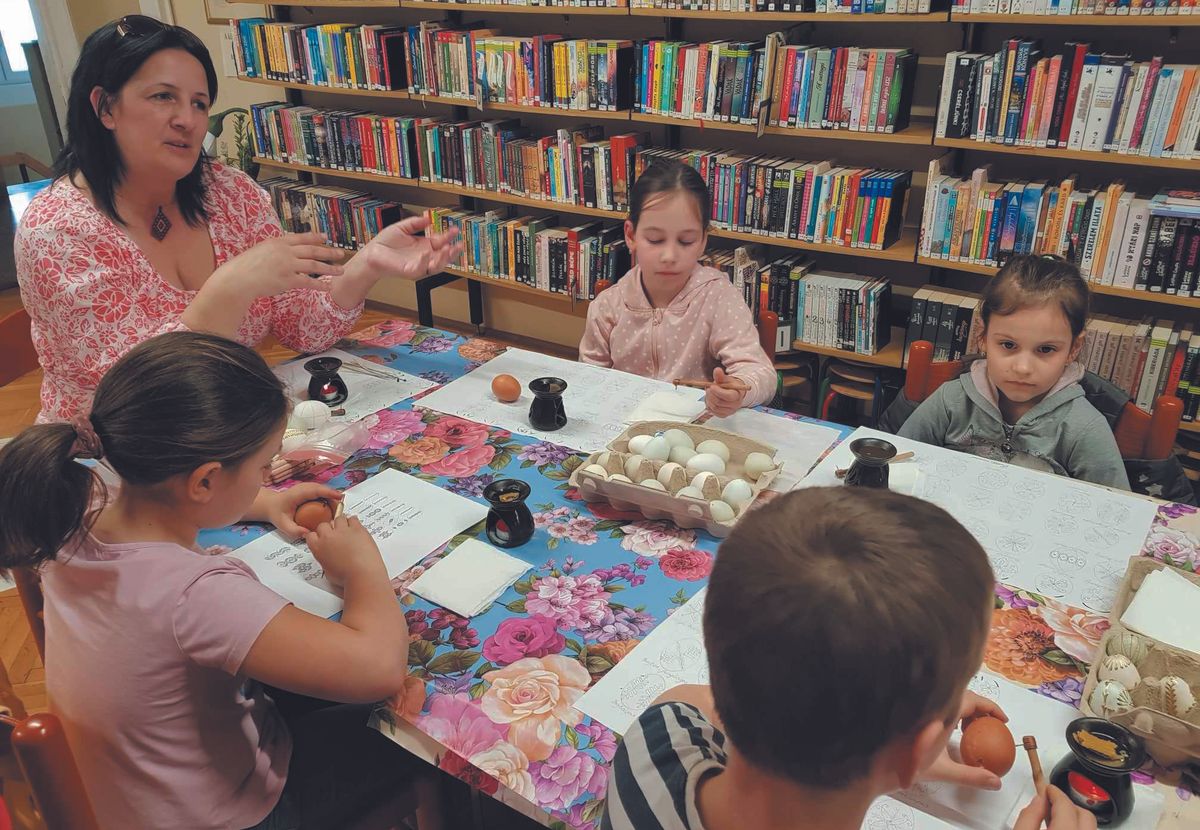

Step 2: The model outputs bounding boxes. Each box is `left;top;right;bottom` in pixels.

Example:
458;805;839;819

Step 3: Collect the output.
703;410;842;492
408;538;531;618
626;390;709;424
414;349;703;453
862;798;960;830
799;428;1159;612
575;589;708;736
232;469;487;616
1121;567;1200;655
275;348;437;424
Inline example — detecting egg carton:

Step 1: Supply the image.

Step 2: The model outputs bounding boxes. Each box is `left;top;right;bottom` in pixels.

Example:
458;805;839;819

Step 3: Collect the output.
567;420;780;538
1079;557;1200;769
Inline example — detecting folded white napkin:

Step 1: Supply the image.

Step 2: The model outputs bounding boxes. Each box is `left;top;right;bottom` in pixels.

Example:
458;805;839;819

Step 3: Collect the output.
1121;566;1200;655
626;390;707;424
408;539;532;618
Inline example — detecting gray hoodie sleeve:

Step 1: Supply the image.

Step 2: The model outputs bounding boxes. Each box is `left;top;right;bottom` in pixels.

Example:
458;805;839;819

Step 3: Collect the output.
897;384;954;446
1062;405;1130;491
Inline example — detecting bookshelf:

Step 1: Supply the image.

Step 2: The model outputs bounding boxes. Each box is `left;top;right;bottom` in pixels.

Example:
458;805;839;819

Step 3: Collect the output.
934;137;1200;172
949;12;1200;26
403;0;627;13
444;265;589;305
1183;421;1200;434
791;326;907;368
628;8;948;21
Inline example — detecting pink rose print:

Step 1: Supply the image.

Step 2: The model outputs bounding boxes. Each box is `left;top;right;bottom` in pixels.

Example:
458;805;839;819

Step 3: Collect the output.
418;693;506;759
620;521;697;557
483;616;567;666
362;409;426;450
1141;525;1199;571
421;444;496;478
424;416;490;449
526;574;611;630
481;656;590;762
469;742;535;800
1038;599;1110;664
658;548;714;581
530;746;607;811
356;319;416;348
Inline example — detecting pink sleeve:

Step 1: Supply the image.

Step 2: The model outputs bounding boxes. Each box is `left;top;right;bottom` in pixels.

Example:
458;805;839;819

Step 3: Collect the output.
174;558;290;675
233;171;364;354
708;286;777;409
578;291;617;367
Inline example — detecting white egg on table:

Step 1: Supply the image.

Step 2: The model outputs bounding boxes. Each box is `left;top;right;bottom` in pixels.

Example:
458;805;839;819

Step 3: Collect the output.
686;453;726;476
708;500;736;522
1088;680;1133;718
669;446;697;465
643;435;672;461
1160;676;1196;718
609;474;632;483
624;455;646;480
639;479;667;491
291;400;332;431
676;485;705;500
695;439;730;462
657;462;685;487
1097;655;1141;691
582;464;609;478
627;434;652;455
663;428;695;450
721;479;754;509
743;451;776;479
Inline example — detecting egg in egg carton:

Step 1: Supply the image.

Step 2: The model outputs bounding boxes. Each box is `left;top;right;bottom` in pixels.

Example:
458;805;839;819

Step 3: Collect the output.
1079;557;1200;769
567;420;780;538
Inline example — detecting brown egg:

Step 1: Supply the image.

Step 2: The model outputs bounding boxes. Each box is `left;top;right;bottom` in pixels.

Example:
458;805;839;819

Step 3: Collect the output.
294;499;335;532
491;373;521;403
960;716;1016;777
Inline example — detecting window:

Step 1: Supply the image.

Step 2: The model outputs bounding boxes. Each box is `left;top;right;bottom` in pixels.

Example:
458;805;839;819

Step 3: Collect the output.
0;0;38;84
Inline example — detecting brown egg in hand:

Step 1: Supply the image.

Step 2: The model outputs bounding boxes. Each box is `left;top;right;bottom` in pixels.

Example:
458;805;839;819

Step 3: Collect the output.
492;374;521;403
960;716;1016;777
294;498;336;533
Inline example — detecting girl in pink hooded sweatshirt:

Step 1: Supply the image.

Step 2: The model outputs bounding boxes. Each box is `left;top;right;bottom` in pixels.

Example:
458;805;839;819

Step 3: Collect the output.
578;161;776;417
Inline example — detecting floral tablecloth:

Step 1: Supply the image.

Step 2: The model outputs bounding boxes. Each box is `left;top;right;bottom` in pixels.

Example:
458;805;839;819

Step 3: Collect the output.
200;320;1200;830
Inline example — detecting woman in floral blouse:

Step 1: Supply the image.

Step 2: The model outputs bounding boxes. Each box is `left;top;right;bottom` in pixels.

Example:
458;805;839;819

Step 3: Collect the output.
16;16;459;423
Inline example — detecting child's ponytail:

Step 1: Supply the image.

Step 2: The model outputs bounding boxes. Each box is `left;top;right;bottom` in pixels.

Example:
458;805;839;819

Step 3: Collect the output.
0;331;289;574
0;420;106;572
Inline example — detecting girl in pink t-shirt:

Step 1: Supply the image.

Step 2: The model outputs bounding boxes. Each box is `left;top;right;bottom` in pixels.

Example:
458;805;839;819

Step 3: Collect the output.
0;332;416;830
578;160;777;417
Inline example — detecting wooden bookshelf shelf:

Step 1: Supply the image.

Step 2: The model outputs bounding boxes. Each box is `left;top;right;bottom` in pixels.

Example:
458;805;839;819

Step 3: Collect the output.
630;8;948;21
240;76;410;99
408;93;632;119
765;121;936;146
443;266;592;305
934;137;1200;171
950;12;1200;26
713;226;919;263
420;179;625;219
917;256;1200;309
402;0;627;12
1182;421;1200;434
240;0;400;6
792;326;906;368
254;156;422;187
631;112;759;133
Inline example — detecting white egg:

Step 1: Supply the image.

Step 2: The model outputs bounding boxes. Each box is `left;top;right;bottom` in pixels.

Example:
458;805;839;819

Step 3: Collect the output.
627;434;652;454
676;485;705;500
281;429;308;454
582;464;608;478
624;455;646;480
657;462;684;487
609;474;632;483
663;428;695;450
669;446;697;465
1106;632;1149;665
721;479;754;509
1097;655;1141;691
643;436;672;462
1160;676;1196;718
639;478;667;491
291;400;332;431
743;451;776;479
686;453;727;476
1088;680;1133;718
708;499;736;522
695;439;731;462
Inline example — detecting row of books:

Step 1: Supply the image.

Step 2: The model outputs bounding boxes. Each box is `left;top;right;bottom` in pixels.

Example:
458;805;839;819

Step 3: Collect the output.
1082;319;1195;413
408;0;629;6
260;178;403;250
919;162;1200;295
794;271;894;355
706;246;812;342
665;147;912;249
904;285;983;363
404;22;634;112
952;0;1198;13
427;207;631;299
767;46;917;133
936;43;1200;160
756;0;935;10
229;19;407;90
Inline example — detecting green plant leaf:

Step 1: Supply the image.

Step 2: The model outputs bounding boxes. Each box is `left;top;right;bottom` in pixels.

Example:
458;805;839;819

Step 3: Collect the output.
1041;648;1075;666
671;589;688;606
513;577;535;595
566;725;580;748
468;681;487;700
489;449;514;470
505;599;527;613
346;453;387;471
544;469;571;480
427;650;482;675
582;799;607;823
521;459;536;468
586;655;614;674
594;520;624;532
565;638;584;654
562;455;584;472
607;584;625;593
547;537;560;550
409;640;436;666
474;661;497;678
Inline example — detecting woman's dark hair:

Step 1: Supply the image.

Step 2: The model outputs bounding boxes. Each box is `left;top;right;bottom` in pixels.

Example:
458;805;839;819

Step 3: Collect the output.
982;254;1090;338
55;16;219;227
629;160;711;231
0;332;288;573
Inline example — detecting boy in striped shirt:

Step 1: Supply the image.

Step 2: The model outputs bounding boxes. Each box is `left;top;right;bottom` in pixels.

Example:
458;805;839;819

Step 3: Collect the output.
603;487;1094;830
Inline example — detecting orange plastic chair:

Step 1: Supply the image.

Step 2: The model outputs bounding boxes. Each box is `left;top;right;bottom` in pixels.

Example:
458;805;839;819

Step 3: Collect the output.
0;712;98;830
0;309;38;389
905;340;1183;461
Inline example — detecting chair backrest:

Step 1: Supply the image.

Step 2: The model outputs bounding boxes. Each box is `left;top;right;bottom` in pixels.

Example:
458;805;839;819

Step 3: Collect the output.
0;309;39;388
903;340;1182;462
12;569;44;662
0;713;98;830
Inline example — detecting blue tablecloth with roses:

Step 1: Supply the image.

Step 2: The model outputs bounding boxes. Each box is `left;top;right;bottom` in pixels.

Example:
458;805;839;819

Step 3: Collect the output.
200;320;1200;830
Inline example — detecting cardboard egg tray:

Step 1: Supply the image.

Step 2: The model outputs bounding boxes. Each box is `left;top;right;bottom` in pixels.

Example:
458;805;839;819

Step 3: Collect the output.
1079;557;1200;768
567;420;780;538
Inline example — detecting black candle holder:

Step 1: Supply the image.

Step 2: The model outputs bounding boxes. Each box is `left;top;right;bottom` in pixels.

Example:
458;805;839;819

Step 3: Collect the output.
843;437;897;488
1049;718;1144;826
304;357;349;407
528;377;568;432
483;479;535;549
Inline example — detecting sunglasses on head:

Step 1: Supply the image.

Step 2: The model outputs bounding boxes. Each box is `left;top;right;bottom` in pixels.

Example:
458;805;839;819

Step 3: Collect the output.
115;15;169;38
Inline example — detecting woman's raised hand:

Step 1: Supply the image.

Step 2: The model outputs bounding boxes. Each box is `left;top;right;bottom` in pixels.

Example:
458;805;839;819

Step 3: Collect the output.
351;215;462;280
212;231;346;301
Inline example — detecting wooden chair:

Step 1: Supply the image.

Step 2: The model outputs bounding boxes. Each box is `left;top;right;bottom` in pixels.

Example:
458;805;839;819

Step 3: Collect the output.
10;571;42;663
0;712;98;830
904;340;1183;461
0;309;38;389
0;155;51;185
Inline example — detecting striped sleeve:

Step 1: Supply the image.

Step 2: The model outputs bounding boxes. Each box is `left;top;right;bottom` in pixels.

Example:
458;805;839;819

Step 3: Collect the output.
602;703;727;830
